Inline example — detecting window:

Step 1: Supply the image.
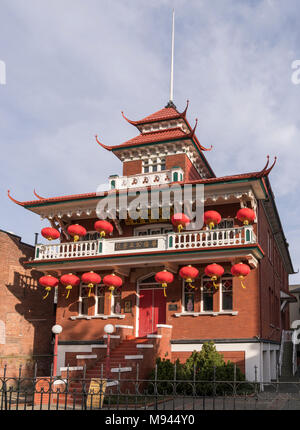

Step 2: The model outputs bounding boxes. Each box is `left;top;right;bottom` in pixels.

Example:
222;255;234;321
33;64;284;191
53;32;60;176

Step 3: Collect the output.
112;287;122;315
142;157;167;173
202;278;214;311
79;285;91;316
134;224;173;236
218;219;234;229
183;282;195;312
267;231;273;263
221;275;233;311
82;231;101;241
96;284;105;315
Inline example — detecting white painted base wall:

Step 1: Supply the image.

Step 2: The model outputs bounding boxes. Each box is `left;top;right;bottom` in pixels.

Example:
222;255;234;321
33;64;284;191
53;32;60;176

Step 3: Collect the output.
171;342;280;382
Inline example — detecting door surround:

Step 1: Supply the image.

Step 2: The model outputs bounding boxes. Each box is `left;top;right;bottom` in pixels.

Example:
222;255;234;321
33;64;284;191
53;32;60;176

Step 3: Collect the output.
135;272;165;338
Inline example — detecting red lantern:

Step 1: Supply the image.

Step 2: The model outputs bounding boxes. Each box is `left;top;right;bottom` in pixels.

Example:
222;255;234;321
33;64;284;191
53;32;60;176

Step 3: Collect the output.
39;275;59;300
204;264;224;289
231;263;250;289
94;220;113;238
171;213;190;233
41;227;60;241
81;272;101;297
155;270;174;297
236;208;256;225
60;273;80;299
179;265;199;289
67;224;87;242
103;273;123;298
204;211;222;230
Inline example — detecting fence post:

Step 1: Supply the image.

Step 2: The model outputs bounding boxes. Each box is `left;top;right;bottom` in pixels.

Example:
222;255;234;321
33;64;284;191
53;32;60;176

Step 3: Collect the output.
1;364;7;410
154;363;158;410
213;366;216;410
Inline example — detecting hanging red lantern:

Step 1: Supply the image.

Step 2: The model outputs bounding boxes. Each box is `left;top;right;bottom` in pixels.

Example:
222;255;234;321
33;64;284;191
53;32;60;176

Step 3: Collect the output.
231;263;250;289
41;227;60;241
236;208;256;225
81;272;101;297
171;213;190;233
103;273;123;298
60;273;80;299
39;275;59;300
155;270;174;297
179;265;199;289
204;263;224;289
203;211;222;230
67;224;87;242
94;220;113;238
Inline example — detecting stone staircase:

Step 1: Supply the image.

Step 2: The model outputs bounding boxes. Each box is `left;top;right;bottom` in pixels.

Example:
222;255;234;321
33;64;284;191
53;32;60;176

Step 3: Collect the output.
278;338;299;392
62;337;156;405
34;324;172;406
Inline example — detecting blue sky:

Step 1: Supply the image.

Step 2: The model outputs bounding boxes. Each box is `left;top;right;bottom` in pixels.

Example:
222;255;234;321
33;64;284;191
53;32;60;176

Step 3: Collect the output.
1;0;300;283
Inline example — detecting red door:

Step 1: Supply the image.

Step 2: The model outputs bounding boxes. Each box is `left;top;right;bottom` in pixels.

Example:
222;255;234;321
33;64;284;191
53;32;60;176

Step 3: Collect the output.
139;289;166;337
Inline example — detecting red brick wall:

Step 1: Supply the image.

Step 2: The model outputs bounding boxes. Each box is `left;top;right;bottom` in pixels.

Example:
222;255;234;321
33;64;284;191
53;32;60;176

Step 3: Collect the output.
56;261;260;343
257;201;287;342
166;154;201;181
166;263;260;340
0;231;55;376
123;160;142;176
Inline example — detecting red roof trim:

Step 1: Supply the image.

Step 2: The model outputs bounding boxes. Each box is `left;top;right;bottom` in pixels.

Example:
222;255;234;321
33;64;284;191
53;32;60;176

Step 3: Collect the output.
121;101;190;127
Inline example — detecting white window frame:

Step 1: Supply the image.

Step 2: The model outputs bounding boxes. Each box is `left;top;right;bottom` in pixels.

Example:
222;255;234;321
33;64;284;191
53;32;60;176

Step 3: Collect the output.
78;282;122;317
200;275;215;313
95;283;105;316
78;283;94;316
181;279;196;313
142;156;166;173
219;274;233;312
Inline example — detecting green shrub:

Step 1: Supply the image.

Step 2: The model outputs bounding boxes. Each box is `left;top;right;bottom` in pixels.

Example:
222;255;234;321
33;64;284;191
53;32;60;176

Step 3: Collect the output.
147;341;253;396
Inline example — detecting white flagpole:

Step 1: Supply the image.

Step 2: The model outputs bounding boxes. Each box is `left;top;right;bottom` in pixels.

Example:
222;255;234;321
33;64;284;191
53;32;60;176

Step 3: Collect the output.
169;9;175;103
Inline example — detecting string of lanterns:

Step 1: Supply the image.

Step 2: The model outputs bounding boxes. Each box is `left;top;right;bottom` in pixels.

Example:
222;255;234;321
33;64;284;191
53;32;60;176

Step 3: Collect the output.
38;262;251;301
171;208;255;232
40;208;255;245
38;271;123;300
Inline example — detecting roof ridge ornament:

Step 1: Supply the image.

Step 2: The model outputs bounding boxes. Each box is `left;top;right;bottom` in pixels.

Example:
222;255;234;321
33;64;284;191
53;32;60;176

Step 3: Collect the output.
7;190;24;206
258;155;277;177
33;189;45;200
263;156;277;176
95;134;113;151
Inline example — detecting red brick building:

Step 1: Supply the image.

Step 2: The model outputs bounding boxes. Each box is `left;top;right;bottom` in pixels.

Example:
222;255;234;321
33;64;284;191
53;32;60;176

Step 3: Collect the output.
8;101;294;382
0;229;55;376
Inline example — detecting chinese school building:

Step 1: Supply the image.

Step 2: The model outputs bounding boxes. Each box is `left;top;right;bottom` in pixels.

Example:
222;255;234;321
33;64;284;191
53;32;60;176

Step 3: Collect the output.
8;100;294;382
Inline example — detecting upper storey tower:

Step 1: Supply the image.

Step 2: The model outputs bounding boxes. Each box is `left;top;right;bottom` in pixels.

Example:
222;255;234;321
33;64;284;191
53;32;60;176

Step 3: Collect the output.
95;101;215;185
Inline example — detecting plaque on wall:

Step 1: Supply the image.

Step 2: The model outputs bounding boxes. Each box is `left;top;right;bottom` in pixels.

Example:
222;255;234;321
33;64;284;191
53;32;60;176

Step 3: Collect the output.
168;304;178;311
115;239;158;252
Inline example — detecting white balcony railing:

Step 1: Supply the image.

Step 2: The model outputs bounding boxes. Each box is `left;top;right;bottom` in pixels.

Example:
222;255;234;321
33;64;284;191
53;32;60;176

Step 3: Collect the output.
109;167;184;190
34;226;256;261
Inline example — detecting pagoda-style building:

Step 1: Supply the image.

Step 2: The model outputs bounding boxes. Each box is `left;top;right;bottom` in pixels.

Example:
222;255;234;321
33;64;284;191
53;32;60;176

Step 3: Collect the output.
8;100;294;383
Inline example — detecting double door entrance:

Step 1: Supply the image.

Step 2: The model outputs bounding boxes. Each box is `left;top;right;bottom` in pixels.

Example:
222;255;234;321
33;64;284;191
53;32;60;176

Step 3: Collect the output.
138;288;166;337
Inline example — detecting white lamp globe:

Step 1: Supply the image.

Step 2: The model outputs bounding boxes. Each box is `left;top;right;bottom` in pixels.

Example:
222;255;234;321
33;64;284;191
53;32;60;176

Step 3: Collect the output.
52;324;63;334
104;324;114;334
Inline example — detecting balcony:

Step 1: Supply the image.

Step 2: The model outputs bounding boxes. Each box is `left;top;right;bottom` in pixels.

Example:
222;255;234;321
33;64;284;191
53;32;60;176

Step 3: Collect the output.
34;226;257;261
109;167;184;190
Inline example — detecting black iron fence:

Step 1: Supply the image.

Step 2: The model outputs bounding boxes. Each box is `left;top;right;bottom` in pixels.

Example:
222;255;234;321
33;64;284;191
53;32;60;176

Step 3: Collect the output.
1;363;300;410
